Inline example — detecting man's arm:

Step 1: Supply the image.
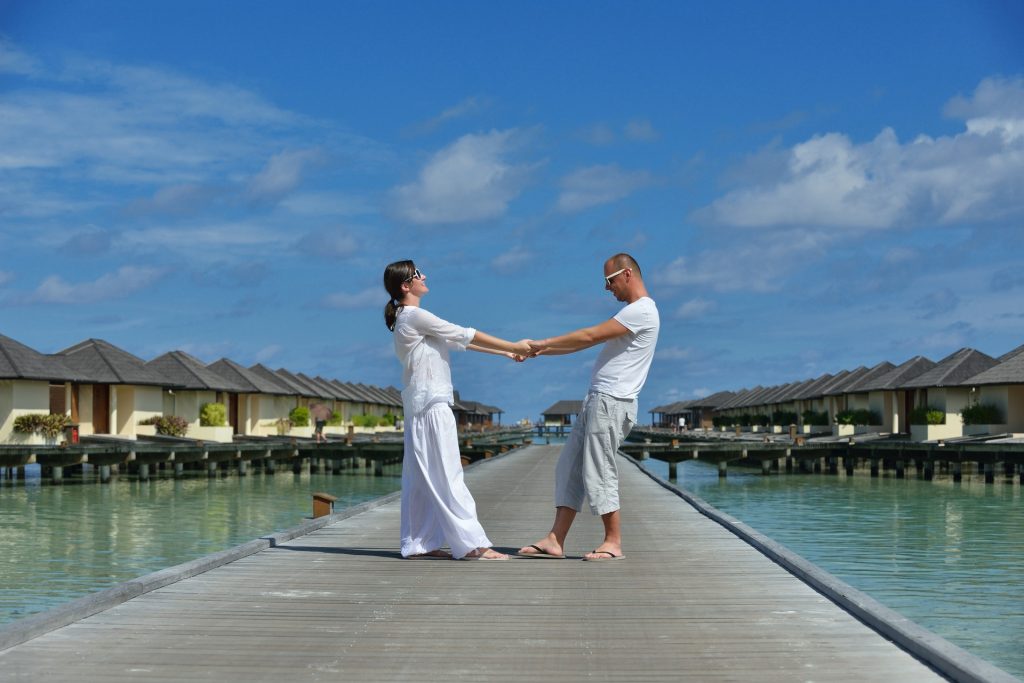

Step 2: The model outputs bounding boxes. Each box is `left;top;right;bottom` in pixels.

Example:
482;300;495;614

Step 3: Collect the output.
529;318;630;356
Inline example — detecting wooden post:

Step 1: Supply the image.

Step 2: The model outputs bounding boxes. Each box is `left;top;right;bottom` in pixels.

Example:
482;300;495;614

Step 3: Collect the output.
312;492;337;518
238;459;247;476
827;456;838;475
923;460;934;481
51;465;64;485
173;462;184;477
952;460;962;482
870;459;879;477
138;463;150;481
717;460;727;478
761;460;770;475
99;464;111;483
984;461;994;484
374;459;383;477
668;461;678;480
845;456;855;476
895;460;905;479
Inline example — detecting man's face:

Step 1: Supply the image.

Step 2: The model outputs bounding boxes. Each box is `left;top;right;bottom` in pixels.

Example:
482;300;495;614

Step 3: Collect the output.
603;261;629;301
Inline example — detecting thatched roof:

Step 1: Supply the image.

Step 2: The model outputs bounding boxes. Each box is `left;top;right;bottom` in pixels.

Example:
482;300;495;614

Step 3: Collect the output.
961;349;1024;386
0;333;82;382
541;400;584;417
208;358;293;395
900;348;998;389
58;339;172;386
147;351;248;392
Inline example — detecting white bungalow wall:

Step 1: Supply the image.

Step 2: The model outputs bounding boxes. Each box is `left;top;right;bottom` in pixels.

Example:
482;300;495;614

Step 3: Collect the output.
0;380;51;443
114;385;162;438
867;391;895;432
976;385;1024;433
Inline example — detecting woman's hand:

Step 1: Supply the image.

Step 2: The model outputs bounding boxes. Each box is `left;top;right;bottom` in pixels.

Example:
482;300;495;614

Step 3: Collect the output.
512;339;533;357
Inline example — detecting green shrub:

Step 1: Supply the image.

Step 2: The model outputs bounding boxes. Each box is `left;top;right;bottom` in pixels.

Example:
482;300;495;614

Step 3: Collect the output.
750;414;769;427
289;406;310;427
352;414;378;427
14;413;71;438
910;406;945;425
139;415;189;437
835;409;879;426
960;403;1003;425
327;410;344;426
200;402;227;427
382;412;396;426
736;413;752;427
801;410;830;426
772;411;798;425
712;416;726;428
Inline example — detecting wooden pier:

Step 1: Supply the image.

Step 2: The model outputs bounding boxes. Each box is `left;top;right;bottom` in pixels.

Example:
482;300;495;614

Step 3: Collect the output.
1;445;1013;681
0;428;529;484
622;431;1024;484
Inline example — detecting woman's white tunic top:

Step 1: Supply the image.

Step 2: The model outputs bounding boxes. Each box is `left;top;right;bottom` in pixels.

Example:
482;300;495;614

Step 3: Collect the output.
393;306;475;416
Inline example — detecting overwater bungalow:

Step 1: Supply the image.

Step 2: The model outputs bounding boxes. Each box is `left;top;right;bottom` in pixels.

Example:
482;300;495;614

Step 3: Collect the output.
57;339;173;439
540;400;583;432
452;391;503;428
825;363;893;435
0;334;83;445
900;348;999;441
247;364;305;433
958;345;1024;435
846;356;936;435
145;351;249;442
207;358;296;436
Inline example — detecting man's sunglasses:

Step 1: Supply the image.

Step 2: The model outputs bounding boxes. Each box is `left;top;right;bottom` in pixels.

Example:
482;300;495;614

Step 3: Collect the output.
604;267;630;285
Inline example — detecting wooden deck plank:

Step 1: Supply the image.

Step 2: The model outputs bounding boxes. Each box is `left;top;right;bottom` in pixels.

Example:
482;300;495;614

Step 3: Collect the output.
0;445;949;682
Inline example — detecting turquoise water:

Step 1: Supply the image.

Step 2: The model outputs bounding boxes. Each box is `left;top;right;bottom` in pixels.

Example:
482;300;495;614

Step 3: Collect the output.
0;464;401;624
639;457;1024;679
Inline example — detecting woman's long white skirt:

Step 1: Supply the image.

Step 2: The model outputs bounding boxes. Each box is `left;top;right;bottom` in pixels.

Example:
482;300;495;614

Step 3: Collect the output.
400;402;492;558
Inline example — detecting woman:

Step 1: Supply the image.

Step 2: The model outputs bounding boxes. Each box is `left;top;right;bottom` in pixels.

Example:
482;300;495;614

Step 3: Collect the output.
384;260;529;561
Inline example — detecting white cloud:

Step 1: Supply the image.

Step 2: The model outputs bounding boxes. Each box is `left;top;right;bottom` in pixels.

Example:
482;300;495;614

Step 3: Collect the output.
294;231;358;259
322;287;380;310
0;39;41;77
409;96;492;135
391;129;536;224
253;344;283;363
692;387;710;398
657;230;833;292
247;148;324;201
556;164;652;213
30;266;165;304
624;119;659;141
656;345;696;360
699;76;1024;230
0;271;13;287
577;123;616;146
491;247;534;274
675;297;716;319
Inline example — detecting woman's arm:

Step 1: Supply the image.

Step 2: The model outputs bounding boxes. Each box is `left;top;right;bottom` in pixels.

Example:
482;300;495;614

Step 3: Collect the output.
470;330;532;356
467;343;522;360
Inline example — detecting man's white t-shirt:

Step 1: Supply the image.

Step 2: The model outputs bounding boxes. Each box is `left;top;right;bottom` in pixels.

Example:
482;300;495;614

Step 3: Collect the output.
589;296;659;400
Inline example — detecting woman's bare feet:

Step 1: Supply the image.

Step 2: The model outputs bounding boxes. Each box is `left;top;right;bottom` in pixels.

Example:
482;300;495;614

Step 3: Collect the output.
406;549;452;559
459;547;509;561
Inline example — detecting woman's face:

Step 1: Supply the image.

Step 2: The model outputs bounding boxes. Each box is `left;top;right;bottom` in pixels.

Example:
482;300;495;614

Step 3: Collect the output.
404;267;428;297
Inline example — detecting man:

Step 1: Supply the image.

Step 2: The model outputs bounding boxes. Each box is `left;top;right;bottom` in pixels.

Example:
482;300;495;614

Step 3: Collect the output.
518;253;659;561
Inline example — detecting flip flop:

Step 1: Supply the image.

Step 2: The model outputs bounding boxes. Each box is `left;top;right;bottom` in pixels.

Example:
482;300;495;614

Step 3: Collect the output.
582;550;625;561
516;544;565;559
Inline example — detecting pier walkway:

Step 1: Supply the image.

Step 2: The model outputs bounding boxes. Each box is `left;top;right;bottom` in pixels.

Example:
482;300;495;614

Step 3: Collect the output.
0;445;1000;681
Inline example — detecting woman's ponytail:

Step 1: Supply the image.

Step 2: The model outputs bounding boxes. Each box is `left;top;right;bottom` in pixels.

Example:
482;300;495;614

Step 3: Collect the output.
383;260;416;331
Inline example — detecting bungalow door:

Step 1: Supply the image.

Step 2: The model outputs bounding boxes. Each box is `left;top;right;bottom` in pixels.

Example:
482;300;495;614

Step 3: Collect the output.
93;384;110;434
228;393;239;434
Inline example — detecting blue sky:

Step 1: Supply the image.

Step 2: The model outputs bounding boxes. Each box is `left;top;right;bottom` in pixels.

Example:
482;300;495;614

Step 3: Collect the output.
2;1;1023;423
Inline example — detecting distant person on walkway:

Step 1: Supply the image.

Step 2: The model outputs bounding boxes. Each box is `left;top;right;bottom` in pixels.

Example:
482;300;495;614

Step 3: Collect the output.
384;259;531;561
518;253;659;561
678;416;686;432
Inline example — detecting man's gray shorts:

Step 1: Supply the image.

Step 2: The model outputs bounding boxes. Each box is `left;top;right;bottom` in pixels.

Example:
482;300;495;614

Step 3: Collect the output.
554;391;637;515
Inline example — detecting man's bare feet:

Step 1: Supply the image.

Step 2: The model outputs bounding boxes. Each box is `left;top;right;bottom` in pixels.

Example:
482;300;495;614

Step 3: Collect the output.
459;547;509;561
582;544;624;561
516;538;565;559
